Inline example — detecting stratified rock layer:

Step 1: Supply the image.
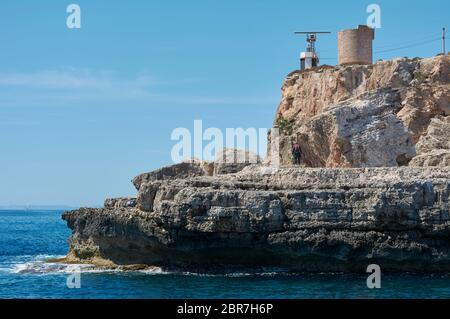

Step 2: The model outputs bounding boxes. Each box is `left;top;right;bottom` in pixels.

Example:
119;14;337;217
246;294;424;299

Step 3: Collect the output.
63;165;450;272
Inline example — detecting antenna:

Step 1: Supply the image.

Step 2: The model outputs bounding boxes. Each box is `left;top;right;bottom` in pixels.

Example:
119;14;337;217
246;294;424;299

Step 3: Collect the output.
443;27;446;54
294;31;331;52
294;31;331;70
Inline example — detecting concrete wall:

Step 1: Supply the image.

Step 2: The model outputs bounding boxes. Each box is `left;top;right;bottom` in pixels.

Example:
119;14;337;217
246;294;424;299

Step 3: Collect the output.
338;25;375;65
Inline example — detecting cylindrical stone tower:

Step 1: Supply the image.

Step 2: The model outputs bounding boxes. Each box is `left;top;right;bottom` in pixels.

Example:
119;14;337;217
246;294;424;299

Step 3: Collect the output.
338;25;375;65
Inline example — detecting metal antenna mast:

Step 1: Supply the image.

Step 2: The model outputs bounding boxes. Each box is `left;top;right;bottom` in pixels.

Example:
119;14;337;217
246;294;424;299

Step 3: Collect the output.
294;31;331;70
294;31;331;52
443;27;446;55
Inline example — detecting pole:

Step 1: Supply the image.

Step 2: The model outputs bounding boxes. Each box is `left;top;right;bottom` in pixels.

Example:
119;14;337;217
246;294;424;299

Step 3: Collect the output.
443;27;446;55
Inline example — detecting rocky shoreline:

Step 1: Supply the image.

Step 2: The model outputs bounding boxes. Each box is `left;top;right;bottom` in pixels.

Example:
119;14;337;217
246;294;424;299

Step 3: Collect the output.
62;165;450;273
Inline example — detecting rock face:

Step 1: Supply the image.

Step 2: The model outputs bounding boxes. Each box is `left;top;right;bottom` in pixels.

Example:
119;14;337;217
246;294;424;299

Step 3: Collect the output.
63;165;450;272
61;55;450;273
410;116;450;167
272;55;449;167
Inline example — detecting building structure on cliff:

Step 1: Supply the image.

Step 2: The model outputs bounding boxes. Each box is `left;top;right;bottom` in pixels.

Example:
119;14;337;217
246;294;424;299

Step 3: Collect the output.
295;31;330;70
338;25;375;65
295;25;375;70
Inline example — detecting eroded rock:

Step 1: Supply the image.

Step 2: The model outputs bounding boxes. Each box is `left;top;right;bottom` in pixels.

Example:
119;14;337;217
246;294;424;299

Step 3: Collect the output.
63;165;450;272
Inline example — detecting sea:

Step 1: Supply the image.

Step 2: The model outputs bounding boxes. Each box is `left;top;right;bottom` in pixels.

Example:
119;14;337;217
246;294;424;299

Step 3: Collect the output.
1;210;450;299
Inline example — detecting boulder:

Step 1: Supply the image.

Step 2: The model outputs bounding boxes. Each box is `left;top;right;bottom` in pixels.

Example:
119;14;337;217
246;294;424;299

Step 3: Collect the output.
214;148;261;175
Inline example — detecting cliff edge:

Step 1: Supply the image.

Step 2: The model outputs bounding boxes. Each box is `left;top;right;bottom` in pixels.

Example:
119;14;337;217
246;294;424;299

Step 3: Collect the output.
271;55;449;167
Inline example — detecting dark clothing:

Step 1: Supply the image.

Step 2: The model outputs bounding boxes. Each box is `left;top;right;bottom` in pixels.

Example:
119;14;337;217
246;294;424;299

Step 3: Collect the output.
292;144;302;165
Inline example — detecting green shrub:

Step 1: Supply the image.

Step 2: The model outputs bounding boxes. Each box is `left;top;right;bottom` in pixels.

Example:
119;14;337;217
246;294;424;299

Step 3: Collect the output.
276;115;294;134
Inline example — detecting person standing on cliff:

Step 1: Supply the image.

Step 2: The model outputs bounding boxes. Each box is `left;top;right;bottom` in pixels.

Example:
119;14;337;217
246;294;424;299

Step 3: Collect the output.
292;142;302;165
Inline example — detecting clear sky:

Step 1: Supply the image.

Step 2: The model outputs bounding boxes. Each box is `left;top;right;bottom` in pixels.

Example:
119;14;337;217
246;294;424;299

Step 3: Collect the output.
0;0;448;207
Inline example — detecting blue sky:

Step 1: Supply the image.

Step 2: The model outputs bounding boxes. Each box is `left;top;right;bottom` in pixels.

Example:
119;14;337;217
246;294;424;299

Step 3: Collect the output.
0;0;448;207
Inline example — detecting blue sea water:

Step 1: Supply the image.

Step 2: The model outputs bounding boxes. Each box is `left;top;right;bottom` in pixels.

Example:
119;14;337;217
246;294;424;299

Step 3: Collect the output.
1;210;450;299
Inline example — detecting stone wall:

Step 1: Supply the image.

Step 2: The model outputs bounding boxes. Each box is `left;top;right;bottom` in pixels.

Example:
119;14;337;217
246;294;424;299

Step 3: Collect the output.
338;25;374;65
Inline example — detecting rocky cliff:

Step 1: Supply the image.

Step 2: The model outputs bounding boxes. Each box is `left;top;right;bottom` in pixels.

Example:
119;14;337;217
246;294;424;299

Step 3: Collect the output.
62;165;450;272
61;55;450;273
272;55;449;167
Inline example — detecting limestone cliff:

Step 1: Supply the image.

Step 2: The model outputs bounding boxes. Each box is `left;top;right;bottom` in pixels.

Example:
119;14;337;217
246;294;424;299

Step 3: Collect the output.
61;55;450;273
272;55;449;167
62;165;450;272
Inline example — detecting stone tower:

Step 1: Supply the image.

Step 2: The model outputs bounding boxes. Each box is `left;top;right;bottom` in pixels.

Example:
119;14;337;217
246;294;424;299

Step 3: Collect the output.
338;25;375;65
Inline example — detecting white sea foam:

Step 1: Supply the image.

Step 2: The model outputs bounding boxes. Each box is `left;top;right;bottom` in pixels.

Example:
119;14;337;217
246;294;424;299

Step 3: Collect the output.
6;254;166;275
12;261;99;274
7;254;111;274
6;254;296;277
137;267;167;274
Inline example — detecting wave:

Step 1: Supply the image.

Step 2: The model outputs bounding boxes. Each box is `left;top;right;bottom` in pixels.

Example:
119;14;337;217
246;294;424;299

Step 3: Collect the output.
7;261;293;277
1;254;104;274
12;261;102;274
3;255;345;277
2;254;164;275
5;259;302;277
